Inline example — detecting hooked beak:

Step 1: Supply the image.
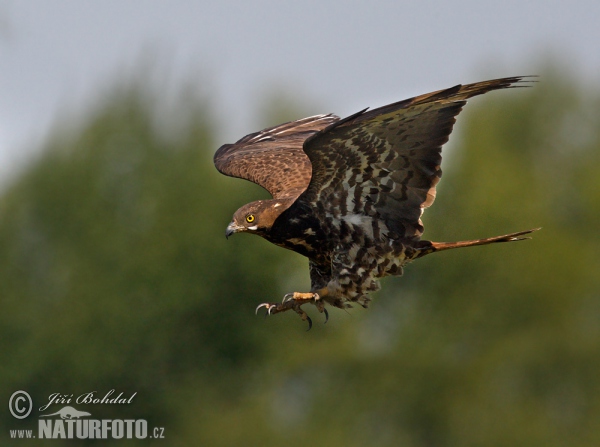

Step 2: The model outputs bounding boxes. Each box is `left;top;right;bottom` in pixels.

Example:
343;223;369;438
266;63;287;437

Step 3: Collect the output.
225;221;244;239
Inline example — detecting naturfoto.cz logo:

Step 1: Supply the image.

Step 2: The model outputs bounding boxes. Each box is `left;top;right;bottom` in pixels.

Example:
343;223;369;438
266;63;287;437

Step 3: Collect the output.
8;390;165;440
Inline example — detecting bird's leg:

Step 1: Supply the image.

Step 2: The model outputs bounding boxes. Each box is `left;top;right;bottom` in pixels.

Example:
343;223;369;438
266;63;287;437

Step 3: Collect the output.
284;291;329;325
255;288;329;330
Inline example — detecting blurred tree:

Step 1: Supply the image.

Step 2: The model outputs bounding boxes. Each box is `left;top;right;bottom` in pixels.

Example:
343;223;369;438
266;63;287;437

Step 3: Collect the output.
0;79;304;444
1;67;599;447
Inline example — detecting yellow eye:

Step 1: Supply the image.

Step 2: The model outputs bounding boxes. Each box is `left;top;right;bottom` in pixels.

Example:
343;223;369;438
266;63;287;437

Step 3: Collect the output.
246;214;255;223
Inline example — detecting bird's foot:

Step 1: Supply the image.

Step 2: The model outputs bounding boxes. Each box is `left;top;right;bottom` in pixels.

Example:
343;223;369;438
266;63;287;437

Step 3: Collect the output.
255;291;328;331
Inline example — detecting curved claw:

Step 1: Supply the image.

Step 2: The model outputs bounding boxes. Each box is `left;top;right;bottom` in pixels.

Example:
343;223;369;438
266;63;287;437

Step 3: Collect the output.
323;307;329;324
255;303;270;315
305;315;313;332
282;293;295;304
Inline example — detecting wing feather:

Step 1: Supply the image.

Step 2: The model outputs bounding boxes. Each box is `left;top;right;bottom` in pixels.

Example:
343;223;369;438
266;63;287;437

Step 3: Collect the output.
300;76;534;239
214;114;339;199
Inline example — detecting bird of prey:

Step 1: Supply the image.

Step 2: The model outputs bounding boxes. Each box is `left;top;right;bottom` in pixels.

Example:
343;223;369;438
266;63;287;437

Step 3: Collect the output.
214;76;538;329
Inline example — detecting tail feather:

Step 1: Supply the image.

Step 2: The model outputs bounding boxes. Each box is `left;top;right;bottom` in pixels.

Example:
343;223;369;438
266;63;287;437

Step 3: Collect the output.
421;228;540;255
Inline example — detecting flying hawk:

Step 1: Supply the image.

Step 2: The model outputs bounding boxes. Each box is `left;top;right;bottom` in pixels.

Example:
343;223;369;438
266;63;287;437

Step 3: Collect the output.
215;76;538;329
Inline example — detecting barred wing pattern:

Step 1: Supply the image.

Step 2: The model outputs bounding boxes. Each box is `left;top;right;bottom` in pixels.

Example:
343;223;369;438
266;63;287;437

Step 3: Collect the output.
214;114;339;200
301;77;529;240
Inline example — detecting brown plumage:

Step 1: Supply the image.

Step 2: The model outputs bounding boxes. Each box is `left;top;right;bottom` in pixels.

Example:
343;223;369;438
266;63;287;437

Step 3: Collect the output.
214;76;539;329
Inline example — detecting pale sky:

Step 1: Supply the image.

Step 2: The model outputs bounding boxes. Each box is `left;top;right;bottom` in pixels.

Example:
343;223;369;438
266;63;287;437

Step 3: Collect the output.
1;0;599;185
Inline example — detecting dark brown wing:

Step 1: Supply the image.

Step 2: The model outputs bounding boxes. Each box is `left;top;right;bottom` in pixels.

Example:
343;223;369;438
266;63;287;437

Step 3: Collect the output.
300;76;533;239
214;114;339;200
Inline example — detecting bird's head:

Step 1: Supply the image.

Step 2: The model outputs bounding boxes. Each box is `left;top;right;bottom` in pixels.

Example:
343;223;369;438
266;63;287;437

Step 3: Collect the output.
225;199;291;239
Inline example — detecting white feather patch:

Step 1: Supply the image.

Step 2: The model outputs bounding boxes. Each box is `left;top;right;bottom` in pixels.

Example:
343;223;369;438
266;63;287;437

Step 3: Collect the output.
343;214;369;226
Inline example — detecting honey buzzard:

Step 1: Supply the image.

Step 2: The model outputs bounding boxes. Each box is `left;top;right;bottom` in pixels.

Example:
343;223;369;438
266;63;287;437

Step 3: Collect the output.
215;76;538;329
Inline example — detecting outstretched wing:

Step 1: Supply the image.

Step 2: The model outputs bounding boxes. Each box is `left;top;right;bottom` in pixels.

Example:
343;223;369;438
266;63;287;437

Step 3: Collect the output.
300;76;532;239
214;114;339;200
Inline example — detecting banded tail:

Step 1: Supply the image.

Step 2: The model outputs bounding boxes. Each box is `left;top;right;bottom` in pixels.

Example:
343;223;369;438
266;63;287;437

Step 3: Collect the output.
417;228;540;257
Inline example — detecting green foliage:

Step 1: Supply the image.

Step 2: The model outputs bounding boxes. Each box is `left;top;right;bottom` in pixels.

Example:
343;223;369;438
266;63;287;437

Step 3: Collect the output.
1;69;599;446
